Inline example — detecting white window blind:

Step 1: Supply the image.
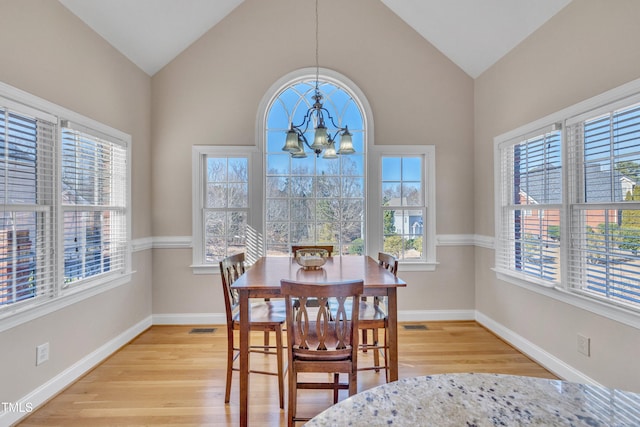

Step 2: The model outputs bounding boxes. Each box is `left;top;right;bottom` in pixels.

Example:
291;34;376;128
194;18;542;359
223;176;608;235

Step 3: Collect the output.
566;101;640;309
61;121;128;286
0;106;56;310
496;127;562;285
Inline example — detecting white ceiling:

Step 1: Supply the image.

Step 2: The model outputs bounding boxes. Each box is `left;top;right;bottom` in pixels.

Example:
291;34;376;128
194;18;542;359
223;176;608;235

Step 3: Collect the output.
58;0;572;78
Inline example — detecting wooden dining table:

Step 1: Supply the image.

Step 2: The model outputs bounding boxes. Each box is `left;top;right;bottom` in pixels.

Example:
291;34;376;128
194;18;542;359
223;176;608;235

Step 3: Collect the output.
230;255;407;427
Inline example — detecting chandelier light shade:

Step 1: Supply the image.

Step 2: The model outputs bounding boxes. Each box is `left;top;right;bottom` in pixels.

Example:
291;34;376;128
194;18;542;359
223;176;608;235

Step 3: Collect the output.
282;0;355;159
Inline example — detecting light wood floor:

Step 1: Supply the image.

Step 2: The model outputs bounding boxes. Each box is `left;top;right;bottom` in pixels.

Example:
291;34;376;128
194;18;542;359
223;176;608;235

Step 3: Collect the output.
17;321;557;426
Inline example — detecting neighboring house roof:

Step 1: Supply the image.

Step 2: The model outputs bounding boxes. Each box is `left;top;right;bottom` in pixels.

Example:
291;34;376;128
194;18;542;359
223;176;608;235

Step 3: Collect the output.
518;163;636;204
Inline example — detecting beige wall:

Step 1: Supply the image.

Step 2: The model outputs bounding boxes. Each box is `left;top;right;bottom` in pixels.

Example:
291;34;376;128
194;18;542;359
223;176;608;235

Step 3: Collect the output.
150;0;476;316
474;0;640;392
0;0;153;405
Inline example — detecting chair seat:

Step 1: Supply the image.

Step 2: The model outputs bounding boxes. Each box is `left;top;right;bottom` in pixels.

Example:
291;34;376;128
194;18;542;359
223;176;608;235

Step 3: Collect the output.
232;300;286;326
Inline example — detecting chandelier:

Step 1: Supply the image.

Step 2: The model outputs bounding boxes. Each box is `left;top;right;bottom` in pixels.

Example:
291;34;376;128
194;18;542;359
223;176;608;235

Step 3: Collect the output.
281;0;355;159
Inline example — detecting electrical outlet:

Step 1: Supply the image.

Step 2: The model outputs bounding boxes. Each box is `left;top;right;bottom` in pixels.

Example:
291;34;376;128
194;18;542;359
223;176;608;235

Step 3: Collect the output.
36;342;49;365
577;334;590;357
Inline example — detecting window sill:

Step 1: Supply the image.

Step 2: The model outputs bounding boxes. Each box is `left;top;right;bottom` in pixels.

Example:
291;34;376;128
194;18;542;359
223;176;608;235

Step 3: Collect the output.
494;268;640;330
0;272;133;333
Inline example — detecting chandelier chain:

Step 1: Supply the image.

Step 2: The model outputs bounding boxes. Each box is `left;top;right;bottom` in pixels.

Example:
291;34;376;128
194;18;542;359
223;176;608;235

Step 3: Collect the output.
315;0;320;89
281;0;355;158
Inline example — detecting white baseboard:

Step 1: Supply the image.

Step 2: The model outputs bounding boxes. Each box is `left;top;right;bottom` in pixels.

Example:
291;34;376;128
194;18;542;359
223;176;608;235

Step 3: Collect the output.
2;316;152;426
475;311;601;386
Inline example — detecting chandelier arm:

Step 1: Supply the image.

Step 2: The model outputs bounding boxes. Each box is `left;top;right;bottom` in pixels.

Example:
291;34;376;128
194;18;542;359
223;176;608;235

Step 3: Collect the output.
290;107;317;134
318;107;346;133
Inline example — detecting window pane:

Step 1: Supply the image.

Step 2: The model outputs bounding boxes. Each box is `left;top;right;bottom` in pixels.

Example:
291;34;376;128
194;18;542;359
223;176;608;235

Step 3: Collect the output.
63;211;117;283
402;182;423;206
291;198;314;221
316;222;338;243
342;155;364;176
341;222;363;246
266;222;289;247
228;183;248;208
343;177;364;198
205;211;225;236
266;154;290;175
207;183;226;208
382;157;401;181
291;156;315;175
203;207;248;263
267;199;289;221
382;182;401;203
317;176;340;198
317;199;340;221
342;199;364;222
1;112;38;204
570;208;640;307
584;104;640;203
228;158;248;181
226;211;247;252
0;213;39;305
267;176;289;198
505;208;561;283
402;157;422;181
514;132;562;205
207;158;227;182
291;222;314;243
291;176;314;197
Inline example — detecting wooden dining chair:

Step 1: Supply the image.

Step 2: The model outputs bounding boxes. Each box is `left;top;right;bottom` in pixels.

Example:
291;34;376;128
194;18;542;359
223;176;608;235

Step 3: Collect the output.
281;278;363;426
358;252;398;382
219;252;287;409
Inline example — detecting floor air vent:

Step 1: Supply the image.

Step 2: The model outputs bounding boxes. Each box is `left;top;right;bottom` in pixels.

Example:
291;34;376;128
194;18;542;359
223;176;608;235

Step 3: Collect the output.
189;328;217;334
403;324;428;330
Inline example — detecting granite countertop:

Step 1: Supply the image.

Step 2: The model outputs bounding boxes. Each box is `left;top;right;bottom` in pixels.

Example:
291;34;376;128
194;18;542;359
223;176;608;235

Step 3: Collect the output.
306;373;640;426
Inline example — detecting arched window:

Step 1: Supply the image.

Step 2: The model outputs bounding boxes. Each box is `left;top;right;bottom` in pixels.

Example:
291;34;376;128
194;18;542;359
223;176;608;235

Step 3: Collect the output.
263;69;367;255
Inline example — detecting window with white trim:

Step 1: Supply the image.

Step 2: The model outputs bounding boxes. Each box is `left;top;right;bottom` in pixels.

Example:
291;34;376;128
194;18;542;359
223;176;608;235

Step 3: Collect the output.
191;146;261;269
0;83;131;320
371;147;436;264
496;81;640;314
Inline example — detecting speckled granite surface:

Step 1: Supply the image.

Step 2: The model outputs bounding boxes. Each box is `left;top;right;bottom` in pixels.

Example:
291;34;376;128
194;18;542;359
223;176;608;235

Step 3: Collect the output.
306;373;640;426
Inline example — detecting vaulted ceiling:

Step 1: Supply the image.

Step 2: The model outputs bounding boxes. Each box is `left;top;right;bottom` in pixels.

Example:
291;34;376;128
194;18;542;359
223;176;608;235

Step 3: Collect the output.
58;0;572;78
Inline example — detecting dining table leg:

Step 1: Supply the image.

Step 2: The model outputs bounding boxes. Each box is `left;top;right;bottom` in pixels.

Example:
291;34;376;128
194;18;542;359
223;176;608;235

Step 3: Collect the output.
238;289;250;427
386;288;399;382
